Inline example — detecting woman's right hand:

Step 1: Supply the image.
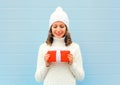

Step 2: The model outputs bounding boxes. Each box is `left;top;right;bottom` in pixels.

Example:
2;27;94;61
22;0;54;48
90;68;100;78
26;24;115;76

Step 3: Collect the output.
44;54;51;67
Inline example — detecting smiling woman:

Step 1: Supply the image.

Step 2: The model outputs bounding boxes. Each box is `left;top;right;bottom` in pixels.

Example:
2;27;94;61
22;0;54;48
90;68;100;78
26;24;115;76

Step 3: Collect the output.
46;21;72;46
34;7;85;85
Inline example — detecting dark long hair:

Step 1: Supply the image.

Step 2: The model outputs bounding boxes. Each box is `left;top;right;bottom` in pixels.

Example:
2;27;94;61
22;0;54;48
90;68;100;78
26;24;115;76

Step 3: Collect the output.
46;26;72;46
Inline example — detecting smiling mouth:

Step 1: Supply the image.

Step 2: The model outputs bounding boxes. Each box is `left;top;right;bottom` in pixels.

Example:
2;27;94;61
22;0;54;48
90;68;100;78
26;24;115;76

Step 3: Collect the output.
56;33;62;36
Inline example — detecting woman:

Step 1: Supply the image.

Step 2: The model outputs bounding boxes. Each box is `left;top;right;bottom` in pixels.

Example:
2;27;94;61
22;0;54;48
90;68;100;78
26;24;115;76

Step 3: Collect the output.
35;7;85;85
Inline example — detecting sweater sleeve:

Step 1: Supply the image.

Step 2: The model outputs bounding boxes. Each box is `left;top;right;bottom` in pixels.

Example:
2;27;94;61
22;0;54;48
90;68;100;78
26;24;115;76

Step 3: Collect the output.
69;44;85;80
35;44;49;82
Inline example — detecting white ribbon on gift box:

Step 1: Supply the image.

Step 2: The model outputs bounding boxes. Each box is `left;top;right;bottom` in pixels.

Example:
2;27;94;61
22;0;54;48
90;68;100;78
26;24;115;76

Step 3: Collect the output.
56;50;61;62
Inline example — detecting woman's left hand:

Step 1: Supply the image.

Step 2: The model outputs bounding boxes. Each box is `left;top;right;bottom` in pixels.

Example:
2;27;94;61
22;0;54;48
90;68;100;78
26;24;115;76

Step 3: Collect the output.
67;54;73;65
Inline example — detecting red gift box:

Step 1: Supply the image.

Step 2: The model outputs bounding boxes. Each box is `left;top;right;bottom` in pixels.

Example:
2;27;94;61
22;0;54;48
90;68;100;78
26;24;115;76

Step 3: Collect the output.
47;50;56;62
61;50;70;62
47;50;70;62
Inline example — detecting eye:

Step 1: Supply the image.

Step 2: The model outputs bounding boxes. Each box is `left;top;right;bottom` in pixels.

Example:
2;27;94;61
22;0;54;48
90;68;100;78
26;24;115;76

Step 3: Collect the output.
52;25;57;28
60;25;65;28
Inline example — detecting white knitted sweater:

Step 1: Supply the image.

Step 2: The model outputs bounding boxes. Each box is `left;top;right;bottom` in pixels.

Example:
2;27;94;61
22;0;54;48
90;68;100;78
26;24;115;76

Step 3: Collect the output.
35;37;85;85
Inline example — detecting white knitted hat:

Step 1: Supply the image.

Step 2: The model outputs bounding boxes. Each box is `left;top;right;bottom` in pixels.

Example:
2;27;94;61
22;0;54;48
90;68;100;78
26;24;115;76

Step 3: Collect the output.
49;7;69;28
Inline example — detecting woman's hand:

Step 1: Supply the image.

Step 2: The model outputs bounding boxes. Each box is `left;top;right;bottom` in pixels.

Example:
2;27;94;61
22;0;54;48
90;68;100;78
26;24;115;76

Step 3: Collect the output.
44;54;51;67
67;54;73;65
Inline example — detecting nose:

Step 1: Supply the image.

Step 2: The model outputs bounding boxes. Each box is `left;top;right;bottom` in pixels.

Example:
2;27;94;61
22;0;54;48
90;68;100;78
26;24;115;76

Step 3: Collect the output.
56;27;61;31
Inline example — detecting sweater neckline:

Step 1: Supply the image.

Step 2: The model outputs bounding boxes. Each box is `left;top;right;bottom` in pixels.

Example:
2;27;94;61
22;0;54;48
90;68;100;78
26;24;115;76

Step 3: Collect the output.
53;37;65;42
52;37;65;46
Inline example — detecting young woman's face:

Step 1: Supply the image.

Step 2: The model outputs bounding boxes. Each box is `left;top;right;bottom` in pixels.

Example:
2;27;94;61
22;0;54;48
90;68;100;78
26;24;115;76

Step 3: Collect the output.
51;21;67;38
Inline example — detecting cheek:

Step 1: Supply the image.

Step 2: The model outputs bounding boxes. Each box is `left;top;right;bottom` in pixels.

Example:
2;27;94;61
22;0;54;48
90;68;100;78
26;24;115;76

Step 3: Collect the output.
51;29;55;34
62;29;67;34
51;30;57;36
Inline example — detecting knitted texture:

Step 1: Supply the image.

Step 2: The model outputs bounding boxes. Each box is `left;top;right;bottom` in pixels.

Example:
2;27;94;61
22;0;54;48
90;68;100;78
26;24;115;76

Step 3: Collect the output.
49;7;69;28
35;37;85;85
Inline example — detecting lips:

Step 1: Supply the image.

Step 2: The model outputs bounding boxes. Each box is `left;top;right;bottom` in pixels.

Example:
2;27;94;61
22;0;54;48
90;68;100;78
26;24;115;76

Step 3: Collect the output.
55;32;63;36
56;33;62;36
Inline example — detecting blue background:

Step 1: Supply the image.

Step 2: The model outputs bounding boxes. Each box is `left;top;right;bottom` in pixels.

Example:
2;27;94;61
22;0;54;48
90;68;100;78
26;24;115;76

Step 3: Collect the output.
0;0;120;85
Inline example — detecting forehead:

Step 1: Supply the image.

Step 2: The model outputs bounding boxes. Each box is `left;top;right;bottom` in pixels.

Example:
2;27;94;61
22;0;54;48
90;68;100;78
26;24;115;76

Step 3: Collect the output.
52;21;65;25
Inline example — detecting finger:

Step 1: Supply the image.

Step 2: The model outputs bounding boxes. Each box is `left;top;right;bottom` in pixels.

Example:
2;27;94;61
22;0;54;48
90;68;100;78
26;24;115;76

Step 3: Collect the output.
68;54;73;59
67;54;72;56
44;54;50;61
68;56;72;62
